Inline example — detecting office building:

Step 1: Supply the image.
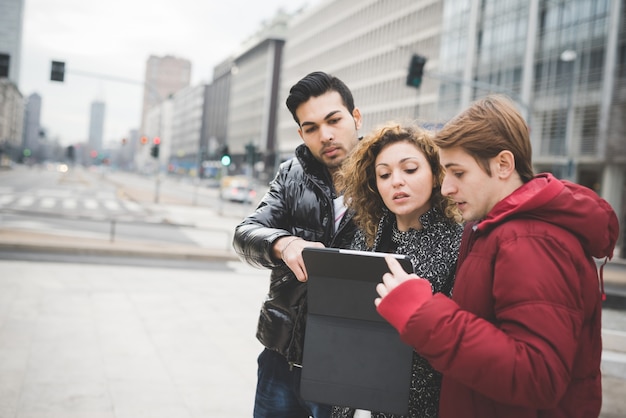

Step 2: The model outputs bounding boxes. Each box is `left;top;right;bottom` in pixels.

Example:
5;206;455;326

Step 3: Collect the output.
0;79;23;163
277;0;445;160
276;0;624;243
88;100;105;156
226;11;288;179
0;0;25;86
169;83;207;175
22;92;41;155
140;55;191;137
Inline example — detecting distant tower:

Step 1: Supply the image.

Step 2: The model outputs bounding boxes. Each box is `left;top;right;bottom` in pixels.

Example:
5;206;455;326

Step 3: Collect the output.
88;100;105;154
0;0;25;86
140;55;191;137
22;92;41;152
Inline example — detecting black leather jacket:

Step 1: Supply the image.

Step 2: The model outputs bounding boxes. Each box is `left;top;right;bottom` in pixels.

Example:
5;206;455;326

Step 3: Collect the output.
233;144;357;364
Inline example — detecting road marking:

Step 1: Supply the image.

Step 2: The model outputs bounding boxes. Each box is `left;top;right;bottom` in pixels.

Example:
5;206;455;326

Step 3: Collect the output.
17;196;35;207
83;199;99;210
63;199;77;209
0;195;14;206
123;201;141;212
40;197;56;209
103;200;121;211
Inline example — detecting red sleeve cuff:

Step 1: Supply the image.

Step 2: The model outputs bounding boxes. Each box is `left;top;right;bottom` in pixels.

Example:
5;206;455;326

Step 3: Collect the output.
377;279;432;334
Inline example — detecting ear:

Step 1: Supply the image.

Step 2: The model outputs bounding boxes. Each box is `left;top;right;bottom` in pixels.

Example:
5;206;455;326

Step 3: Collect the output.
297;127;304;141
352;107;363;130
493;150;516;179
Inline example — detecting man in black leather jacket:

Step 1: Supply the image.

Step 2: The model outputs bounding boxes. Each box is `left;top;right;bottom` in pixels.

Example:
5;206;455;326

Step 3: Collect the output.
233;71;362;418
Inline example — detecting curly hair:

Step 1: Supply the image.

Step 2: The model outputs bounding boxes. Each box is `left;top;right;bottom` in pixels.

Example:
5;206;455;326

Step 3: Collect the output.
336;122;460;247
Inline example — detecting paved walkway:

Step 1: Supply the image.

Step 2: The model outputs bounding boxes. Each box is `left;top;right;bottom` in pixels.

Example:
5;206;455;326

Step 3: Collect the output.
0;167;625;417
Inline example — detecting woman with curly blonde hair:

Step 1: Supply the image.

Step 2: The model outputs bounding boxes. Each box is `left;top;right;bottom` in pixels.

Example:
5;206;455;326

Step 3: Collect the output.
332;122;463;418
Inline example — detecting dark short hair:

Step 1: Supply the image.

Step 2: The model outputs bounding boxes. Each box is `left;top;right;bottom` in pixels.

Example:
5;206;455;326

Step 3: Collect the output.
285;71;355;125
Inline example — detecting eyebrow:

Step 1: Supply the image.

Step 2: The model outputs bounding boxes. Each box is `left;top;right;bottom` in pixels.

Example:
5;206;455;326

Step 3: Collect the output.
376;156;420;168
443;162;461;169
300;110;342;127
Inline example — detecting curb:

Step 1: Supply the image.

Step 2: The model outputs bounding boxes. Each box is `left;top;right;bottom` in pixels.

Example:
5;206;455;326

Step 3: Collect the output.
0;229;240;262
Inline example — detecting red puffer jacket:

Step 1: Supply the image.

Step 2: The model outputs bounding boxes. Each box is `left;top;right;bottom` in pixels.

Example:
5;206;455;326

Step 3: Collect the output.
379;173;619;418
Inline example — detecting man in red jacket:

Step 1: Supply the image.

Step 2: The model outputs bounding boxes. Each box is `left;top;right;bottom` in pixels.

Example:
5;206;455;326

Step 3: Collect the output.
375;94;619;418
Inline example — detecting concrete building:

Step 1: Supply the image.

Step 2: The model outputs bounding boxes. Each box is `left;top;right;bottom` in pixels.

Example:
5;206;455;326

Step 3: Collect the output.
0;0;25;87
0;79;23;164
277;0;445;161
142;99;172;174
140;55;191;138
276;0;625;246
88;100;105;157
203;59;234;165
226;11;288;180
22;92;41;158
169;84;207;176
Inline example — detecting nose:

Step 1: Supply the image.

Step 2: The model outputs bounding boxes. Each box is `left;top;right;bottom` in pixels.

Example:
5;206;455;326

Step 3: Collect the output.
441;174;454;196
391;170;405;186
319;124;333;142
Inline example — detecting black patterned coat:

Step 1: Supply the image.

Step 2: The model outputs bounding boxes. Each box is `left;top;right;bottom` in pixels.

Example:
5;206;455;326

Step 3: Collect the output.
331;207;462;418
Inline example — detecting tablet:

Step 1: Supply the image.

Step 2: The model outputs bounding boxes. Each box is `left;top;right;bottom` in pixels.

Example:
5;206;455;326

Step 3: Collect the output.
300;247;414;415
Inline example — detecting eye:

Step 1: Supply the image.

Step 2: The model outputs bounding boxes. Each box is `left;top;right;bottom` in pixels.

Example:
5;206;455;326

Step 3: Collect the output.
377;172;391;180
404;168;417;174
453;171;464;178
328;117;341;125
304;126;318;134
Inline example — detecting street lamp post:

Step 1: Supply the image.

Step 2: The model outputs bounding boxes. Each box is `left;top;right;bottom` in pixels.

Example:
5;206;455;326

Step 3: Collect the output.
560;49;577;182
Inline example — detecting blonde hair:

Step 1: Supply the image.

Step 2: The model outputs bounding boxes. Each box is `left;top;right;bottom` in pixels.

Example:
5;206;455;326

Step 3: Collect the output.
337;122;460;247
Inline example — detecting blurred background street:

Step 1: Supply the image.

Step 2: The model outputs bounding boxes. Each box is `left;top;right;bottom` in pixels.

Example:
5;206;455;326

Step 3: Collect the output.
0;165;625;417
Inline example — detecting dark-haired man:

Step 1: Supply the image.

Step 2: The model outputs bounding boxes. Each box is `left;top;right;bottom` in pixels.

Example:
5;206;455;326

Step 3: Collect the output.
234;71;362;418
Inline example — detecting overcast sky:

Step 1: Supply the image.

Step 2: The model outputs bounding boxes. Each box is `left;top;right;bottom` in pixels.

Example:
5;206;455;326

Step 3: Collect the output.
19;0;319;147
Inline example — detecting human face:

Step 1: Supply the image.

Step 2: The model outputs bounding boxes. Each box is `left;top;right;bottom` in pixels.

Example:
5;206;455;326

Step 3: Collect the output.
375;141;434;231
439;147;502;222
297;91;362;174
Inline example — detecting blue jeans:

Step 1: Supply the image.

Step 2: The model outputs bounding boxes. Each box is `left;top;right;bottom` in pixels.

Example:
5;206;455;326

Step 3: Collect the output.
254;348;331;418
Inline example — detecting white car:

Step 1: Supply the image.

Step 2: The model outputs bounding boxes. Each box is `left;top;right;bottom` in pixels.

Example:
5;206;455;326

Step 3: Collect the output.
220;177;257;203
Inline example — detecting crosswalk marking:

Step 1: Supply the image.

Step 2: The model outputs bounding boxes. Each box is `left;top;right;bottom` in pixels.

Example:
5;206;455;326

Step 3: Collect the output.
1;192;145;217
0;195;14;206
83;199;99;210
17;196;35;207
103;200;120;210
40;197;56;209
123;201;141;211
63;199;77;210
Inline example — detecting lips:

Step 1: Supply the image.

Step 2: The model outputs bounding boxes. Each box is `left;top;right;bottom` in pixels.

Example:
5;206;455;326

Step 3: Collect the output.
323;147;339;156
393;192;409;200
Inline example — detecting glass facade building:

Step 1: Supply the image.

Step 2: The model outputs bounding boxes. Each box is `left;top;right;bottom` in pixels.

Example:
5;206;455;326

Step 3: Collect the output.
276;0;624;240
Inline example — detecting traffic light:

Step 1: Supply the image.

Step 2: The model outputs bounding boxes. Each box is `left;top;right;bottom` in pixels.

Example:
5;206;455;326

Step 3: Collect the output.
245;143;257;165
0;53;9;78
220;146;231;166
140;136;148;145
406;54;427;88
66;145;75;161
150;144;160;158
50;60;65;82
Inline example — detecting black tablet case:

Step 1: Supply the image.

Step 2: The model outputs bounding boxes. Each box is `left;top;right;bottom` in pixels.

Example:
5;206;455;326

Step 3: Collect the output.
300;247;414;415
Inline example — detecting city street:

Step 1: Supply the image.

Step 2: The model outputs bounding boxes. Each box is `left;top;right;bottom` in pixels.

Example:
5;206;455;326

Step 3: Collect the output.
0;164;625;417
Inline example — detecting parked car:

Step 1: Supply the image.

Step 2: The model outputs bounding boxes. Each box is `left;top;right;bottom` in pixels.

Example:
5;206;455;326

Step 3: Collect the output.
220;176;257;203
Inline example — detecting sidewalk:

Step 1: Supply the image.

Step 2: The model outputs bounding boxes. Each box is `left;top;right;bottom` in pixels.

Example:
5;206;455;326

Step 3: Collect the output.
0;169;625;417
